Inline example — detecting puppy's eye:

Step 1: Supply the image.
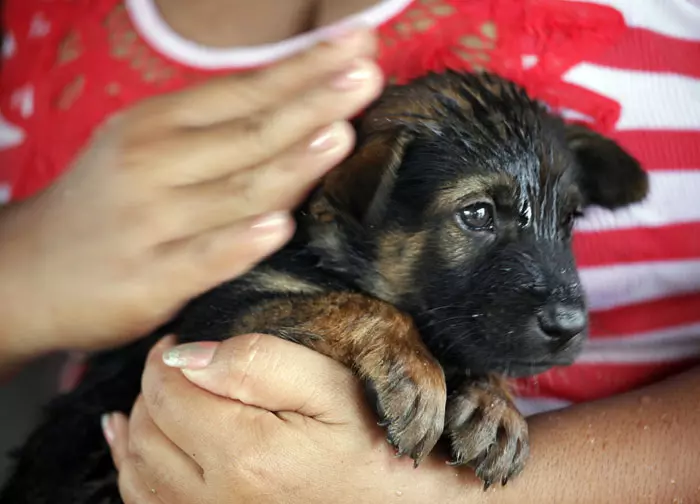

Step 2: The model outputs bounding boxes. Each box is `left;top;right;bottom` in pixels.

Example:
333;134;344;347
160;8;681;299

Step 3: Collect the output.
456;202;495;232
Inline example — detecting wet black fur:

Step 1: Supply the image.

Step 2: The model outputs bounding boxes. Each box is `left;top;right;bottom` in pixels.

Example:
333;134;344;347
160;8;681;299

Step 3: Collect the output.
0;71;647;503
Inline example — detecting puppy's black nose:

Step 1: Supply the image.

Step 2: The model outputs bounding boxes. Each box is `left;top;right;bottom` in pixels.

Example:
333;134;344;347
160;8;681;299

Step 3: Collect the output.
538;303;586;341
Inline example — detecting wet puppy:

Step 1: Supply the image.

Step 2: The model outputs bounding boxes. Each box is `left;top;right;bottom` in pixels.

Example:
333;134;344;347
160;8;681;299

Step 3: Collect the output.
0;71;647;503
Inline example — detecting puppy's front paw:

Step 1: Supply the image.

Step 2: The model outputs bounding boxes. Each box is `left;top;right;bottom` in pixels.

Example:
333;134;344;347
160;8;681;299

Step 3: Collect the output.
445;376;529;489
363;342;447;467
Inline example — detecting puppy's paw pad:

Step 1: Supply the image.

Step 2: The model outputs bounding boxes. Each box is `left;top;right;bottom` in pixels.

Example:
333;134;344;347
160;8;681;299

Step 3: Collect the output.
446;381;529;487
365;352;446;466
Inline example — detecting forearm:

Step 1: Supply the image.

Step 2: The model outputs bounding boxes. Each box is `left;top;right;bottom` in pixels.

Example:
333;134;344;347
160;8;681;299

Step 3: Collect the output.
450;366;700;503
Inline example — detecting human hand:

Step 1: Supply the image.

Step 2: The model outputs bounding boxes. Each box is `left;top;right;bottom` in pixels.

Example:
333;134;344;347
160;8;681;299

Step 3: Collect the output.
104;335;486;504
0;30;382;359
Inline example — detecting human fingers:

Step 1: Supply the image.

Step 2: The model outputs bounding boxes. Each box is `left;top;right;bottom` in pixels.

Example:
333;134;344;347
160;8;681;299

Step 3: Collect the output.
117;459;164;504
126;395;205;501
102;412;130;471
139;336;270;469
140;334;361;467
167;121;354;235
162;334;362;423
156;211;295;296
132;29;378;130
161;58;382;186
106;409;164;504
102;337;177;472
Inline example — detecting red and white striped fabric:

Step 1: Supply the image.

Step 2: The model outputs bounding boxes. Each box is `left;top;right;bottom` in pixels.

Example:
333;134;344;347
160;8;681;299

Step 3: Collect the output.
514;0;700;416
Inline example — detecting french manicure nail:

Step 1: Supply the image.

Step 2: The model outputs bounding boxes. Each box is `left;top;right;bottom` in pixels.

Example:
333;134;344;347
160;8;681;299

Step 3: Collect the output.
162;342;219;369
309;122;344;152
101;414;115;446
331;62;373;90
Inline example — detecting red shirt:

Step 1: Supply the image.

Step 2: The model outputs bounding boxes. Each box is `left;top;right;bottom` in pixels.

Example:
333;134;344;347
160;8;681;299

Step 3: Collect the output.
2;0;699;414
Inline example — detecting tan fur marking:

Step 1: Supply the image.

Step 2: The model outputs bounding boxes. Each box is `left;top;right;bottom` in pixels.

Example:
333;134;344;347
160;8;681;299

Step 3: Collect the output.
438;221;473;265
371;230;428;303
245;268;324;296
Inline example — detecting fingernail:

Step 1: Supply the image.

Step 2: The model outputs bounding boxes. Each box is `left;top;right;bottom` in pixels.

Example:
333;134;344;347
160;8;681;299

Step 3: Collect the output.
308;122;345;152
331;61;374;90
101;414;115;446
162;342;219;369
251;211;290;232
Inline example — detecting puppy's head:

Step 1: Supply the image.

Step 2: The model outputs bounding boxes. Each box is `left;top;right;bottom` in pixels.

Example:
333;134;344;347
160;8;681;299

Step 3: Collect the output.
312;71;648;378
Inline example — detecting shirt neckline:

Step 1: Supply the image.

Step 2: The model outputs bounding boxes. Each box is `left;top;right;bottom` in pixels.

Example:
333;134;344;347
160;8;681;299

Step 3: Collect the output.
126;0;413;70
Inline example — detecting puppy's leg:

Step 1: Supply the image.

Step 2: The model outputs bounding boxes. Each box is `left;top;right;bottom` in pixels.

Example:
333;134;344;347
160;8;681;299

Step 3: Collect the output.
233;292;447;465
445;374;529;489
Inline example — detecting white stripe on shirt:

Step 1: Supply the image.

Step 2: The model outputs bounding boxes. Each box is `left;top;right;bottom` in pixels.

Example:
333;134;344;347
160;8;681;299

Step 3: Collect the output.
566;0;700;41
575;171;700;232
563;65;700;131
581;259;700;311
578;322;700;363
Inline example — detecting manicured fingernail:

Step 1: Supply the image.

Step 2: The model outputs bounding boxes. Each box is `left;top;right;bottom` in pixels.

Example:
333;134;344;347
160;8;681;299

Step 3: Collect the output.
309;122;345;152
101;414;115;446
331;61;374;90
251;211;291;233
162;342;219;369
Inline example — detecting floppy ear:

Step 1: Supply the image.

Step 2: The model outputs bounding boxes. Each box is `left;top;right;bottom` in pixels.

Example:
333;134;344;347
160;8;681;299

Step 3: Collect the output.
565;123;649;209
322;129;412;227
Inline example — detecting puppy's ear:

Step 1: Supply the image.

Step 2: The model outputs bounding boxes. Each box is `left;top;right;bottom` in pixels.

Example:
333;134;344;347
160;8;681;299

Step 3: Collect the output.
565;123;649;209
323;130;412;227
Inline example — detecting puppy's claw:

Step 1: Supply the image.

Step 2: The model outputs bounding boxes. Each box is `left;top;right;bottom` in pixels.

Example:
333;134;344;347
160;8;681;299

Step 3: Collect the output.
445;377;530;488
364;352;447;468
483;480;492;492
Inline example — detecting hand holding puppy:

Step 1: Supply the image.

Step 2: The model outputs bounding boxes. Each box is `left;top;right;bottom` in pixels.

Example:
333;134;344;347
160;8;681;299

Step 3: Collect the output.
105;334;485;504
0;30;382;363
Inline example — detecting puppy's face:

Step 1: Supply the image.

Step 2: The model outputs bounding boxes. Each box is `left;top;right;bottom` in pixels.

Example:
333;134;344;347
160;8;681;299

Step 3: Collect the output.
317;72;648;379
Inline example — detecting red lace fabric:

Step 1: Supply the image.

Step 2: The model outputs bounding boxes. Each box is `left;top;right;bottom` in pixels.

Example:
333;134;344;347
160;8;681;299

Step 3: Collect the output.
0;0;627;201
378;0;626;128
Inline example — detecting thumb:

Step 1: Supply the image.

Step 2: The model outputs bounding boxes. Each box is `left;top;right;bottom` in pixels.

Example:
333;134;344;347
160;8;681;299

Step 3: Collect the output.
162;333;363;422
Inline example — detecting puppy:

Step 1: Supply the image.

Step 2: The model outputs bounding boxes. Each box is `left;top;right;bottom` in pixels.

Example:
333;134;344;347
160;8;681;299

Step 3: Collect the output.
0;70;648;503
